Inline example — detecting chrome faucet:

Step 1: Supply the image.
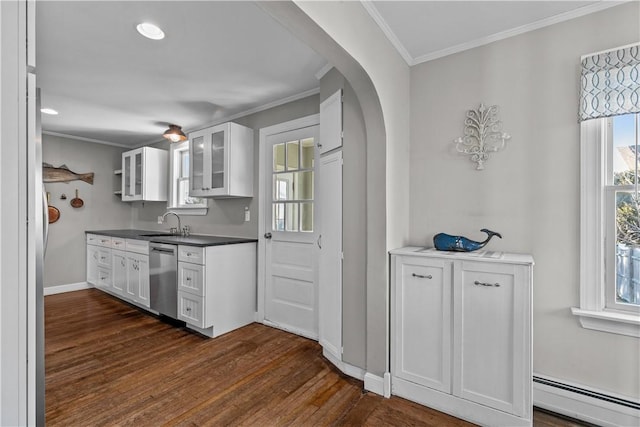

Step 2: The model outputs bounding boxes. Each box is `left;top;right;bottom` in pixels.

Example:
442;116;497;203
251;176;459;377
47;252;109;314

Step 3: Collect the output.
161;211;181;235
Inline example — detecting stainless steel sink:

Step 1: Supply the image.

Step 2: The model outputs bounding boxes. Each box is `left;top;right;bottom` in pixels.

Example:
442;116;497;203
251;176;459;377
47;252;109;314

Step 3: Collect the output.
140;233;174;237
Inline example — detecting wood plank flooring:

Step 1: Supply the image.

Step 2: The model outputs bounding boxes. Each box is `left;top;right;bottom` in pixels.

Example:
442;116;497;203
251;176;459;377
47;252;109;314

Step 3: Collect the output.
46;289;588;426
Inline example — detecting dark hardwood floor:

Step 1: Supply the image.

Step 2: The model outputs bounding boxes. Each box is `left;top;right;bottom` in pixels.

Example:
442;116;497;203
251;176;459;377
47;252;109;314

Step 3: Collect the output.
45;289;588;426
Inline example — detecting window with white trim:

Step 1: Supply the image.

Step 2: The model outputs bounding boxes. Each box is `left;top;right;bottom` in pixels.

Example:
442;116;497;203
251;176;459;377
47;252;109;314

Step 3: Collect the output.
573;43;640;336
167;140;208;214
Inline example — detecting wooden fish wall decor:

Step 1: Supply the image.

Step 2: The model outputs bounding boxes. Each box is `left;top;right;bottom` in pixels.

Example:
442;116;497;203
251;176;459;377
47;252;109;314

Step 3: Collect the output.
43;163;94;185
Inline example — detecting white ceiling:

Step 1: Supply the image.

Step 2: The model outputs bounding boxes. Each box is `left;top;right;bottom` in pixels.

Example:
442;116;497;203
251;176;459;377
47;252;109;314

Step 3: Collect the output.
37;1;326;147
37;1;623;148
363;1;623;65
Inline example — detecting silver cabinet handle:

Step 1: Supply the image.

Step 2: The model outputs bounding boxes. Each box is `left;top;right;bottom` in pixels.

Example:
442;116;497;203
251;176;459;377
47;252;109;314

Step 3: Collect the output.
121;259;125;267
186;307;191;312
317;235;322;249
186;277;191;281
412;273;432;279
474;280;500;287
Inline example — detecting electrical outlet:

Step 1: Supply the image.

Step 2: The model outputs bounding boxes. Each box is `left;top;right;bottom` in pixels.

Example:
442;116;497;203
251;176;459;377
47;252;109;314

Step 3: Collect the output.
157;216;164;224
244;207;250;222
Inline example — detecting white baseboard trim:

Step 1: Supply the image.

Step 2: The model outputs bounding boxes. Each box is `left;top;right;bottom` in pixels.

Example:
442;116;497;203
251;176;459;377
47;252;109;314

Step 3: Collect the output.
322;348;366;381
533;375;640;427
364;372;391;398
44;282;93;296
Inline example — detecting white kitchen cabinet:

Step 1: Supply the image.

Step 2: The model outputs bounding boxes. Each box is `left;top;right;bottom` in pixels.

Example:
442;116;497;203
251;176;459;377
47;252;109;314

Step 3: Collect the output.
177;242;256;337
125;251;149;308
390;247;534;427
86;235;149;308
86;235;112;291
111;250;126;296
121;146;168;202
189;122;253;198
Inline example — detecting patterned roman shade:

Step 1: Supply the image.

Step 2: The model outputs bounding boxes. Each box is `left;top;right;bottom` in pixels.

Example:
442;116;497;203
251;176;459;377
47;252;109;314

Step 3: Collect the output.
579;43;640;121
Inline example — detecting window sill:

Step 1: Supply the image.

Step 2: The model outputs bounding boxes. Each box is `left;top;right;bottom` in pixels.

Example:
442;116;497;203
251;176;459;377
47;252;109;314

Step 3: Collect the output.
166;206;208;216
571;307;640;338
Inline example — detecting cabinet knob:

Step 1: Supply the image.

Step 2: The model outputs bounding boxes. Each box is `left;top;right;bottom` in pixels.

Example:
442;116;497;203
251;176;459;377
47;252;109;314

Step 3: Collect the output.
186;277;191;281
412;273;432;279
474;280;500;287
186;307;191;312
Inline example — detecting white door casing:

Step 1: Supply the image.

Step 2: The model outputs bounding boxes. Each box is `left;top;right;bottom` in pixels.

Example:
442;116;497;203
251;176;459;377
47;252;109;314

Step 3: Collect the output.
258;115;320;340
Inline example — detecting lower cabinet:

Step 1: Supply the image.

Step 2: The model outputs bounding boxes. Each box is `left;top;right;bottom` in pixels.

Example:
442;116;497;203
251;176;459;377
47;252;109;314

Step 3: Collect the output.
126;251;149;308
87;233;257;339
177;242;256;338
86;234;149;309
390;247;534;427
111;250;127;296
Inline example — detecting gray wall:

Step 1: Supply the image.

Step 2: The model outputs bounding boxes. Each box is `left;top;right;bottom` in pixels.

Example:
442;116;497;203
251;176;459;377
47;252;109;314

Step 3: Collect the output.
320;68;367;369
409;3;639;398
42;134;129;287
130;94;320;236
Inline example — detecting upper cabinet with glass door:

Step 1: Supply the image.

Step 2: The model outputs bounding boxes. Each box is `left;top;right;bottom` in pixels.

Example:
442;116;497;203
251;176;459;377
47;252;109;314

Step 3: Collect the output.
121;146;168;202
188;122;254;198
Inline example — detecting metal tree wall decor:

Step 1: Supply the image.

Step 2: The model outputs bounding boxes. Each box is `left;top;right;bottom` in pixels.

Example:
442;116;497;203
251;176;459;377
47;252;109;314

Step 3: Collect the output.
454;103;511;170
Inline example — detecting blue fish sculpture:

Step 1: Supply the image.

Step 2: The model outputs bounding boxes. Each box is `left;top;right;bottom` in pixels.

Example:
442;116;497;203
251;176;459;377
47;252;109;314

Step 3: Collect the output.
433;229;502;252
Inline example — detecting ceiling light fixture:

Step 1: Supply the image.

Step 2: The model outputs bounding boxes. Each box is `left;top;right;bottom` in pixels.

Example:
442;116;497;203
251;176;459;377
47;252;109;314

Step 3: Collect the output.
162;124;187;143
41;108;59;115
136;22;165;40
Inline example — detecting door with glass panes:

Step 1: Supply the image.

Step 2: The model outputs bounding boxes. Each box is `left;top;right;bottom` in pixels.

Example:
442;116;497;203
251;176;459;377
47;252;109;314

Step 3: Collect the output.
263;125;320;338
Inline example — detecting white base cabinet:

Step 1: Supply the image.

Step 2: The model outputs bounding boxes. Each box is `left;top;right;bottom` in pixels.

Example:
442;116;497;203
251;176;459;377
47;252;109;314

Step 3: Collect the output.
390;247;534;427
177;242;256;338
86;234;150;309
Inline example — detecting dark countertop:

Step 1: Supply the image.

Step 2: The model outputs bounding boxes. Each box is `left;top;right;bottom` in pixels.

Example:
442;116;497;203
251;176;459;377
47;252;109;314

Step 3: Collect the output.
86;229;257;247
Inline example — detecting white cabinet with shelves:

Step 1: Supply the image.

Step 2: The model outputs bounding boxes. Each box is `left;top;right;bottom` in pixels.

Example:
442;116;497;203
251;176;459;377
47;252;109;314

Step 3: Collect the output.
390;247;534;427
121;146;168;202
177;242;256;337
189;122;253;198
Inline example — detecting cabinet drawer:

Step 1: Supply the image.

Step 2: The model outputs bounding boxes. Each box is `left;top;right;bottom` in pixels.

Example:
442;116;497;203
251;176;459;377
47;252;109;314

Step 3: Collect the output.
177;291;205;328
96;267;111;288
97;248;111;268
111;237;126;250
178;245;204;264
126;239;149;255
178;262;205;296
87;234;112;248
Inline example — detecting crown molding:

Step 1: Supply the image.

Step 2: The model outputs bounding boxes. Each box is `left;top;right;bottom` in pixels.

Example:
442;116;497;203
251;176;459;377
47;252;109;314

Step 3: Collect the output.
42;131;131;148
361;0;629;67
361;0;413;66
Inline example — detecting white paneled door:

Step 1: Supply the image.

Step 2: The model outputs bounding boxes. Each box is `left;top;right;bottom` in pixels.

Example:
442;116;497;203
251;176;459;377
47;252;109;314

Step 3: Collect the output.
263;125;320;339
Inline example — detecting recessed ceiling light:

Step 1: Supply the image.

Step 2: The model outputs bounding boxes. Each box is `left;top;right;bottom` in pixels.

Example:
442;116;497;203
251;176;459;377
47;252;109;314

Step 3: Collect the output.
136;22;165;40
41;108;58;115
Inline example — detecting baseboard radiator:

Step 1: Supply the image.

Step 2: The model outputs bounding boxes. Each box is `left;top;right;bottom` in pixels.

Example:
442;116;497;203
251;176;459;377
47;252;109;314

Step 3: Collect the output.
533;375;640;427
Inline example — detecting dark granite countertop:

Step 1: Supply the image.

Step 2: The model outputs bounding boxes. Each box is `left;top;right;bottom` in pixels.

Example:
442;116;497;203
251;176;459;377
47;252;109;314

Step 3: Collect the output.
86;229;257;247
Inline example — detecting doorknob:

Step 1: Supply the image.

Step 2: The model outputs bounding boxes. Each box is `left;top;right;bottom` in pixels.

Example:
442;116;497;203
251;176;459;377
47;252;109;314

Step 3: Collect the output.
264;232;272;239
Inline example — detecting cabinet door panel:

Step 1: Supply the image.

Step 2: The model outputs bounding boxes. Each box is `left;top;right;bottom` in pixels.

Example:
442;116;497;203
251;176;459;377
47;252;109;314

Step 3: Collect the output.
112;250;126;295
87;245;99;285
191;133;205;195
393;257;452;393
137;255;150;307
125;255;139;302
453;261;527;416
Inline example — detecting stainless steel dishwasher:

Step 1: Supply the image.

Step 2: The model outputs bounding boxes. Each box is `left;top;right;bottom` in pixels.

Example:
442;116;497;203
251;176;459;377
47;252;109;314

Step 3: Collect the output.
149;242;178;319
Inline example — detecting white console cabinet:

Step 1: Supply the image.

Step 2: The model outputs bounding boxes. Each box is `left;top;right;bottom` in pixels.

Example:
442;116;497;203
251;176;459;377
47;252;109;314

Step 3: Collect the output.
390;247;534;427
